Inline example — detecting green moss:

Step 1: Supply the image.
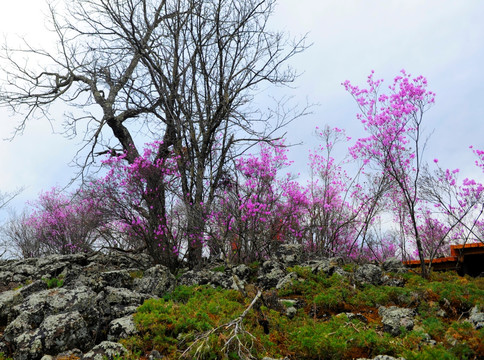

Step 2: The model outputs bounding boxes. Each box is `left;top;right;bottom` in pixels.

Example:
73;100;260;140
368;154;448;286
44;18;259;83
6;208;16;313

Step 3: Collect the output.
342;263;354;272
122;285;247;358
422;317;447;339
42;276;64;289
314;286;350;311
116;266;484;360
211;265;226;273
403;344;460;360
129;270;144;279
285;314;394;358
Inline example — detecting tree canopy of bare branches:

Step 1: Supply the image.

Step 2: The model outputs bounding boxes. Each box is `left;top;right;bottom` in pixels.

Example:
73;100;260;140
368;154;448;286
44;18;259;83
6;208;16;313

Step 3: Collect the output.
0;0;307;267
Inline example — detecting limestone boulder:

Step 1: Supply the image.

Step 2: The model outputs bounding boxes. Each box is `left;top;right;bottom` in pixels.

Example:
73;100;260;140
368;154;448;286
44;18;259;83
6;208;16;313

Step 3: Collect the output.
302;258;346;277
257;260;287;289
273;243;303;266
467;305;484;330
382;257;407;273
133;264;176;297
379;306;415;336
81;341;128;360
107;315;138;342
15;311;92;360
355;264;383;286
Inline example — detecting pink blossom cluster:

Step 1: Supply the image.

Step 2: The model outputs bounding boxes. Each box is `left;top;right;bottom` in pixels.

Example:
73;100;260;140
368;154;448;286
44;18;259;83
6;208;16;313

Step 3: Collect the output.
19;71;484;272
23;188;104;255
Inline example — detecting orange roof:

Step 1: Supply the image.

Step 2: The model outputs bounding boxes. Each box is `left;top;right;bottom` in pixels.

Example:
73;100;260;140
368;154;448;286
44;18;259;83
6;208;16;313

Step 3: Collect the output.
450;242;484;256
403;242;483;268
403;256;457;266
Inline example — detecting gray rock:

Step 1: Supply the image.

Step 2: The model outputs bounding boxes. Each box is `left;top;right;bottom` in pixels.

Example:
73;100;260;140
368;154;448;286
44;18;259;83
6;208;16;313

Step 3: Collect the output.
3;312;37;343
49;348;83;360
467;305;484;329
257;260;286;289
420;332;437;346
14;286;98;321
344;312;369;324
355;264;383;285
231;264;251;280
12;264;38;278
16;311;92;359
148;349;164;359
274;243;303;266
107;314;138;341
18;279;48;298
303;259;345;276
133;264;175;297
178;268;245;291
285;306;297;319
0;289;22;324
35;253;89;270
0;270;15;286
379;306;415;336
382;257;407;273
61;264;85;288
82;341;128;360
66;268;136;293
279;299;298;307
5;286;100;349
86;252;151;271
100;269;135;289
178;269;214;286
436;308;446;317
381;275;405;287
0;252;157;359
97;286;149;319
276;272;298;290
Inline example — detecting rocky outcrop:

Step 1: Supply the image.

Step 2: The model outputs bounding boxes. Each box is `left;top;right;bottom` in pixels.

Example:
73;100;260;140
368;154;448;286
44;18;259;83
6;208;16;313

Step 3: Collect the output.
0;252;166;359
0;244;477;359
378;306;415;336
302;257;347;277
354;264;383;286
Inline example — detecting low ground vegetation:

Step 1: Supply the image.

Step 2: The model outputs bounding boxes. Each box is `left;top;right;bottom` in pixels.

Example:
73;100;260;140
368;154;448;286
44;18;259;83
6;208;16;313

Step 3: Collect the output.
117;266;483;359
0;250;482;359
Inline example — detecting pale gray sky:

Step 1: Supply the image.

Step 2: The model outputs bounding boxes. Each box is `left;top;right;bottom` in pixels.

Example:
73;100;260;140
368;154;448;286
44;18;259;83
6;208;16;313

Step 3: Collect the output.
1;0;484;217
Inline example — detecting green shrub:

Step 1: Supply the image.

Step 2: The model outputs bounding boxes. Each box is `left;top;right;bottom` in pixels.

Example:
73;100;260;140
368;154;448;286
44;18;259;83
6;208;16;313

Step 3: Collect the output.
117;266;484;359
123;286;247;358
403;344;460;360
42;276;64;289
422;317;446;340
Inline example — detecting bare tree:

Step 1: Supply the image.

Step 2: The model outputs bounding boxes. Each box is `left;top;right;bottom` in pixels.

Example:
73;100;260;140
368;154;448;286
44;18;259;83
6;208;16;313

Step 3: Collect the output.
2;212;41;259
421;165;484;251
0;188;24;258
0;0;306;268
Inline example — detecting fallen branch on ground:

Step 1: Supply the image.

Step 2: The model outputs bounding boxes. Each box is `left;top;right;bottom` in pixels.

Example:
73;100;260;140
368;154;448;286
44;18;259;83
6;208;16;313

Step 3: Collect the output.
179;289;263;360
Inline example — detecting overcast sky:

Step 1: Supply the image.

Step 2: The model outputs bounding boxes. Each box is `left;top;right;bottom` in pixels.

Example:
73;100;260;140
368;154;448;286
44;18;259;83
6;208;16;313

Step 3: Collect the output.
1;0;484;219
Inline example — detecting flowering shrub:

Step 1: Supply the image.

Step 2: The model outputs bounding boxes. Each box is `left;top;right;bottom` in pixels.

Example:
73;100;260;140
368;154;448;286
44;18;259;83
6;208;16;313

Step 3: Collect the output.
21;188;104;256
422;150;484;252
84;141;187;270
344;70;436;276
207;142;309;263
12;71;484;277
